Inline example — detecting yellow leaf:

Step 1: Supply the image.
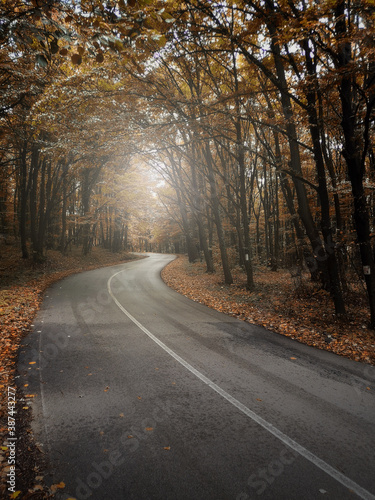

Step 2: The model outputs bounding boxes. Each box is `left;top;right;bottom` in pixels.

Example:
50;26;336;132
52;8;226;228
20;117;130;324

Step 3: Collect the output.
51;481;65;492
29;362;36;365
163;446;171;450
290;357;297;360
10;492;21;499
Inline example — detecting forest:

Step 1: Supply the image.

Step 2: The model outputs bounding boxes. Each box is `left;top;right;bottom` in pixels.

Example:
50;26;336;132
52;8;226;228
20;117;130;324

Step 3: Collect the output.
1;0;375;328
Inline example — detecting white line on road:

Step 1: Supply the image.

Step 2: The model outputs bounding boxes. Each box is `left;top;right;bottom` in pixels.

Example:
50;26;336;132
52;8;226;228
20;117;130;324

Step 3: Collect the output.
108;269;375;500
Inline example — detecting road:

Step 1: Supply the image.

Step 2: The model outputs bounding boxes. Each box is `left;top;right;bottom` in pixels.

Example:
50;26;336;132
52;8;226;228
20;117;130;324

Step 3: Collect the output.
17;253;375;500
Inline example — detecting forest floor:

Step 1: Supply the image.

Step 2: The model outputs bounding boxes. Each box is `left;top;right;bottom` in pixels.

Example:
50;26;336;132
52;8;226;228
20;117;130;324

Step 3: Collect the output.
1;249;374;499
162;255;375;365
0;244;142;499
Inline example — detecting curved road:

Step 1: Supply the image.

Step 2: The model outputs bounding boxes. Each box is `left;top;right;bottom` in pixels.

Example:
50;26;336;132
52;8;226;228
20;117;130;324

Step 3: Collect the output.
18;254;375;500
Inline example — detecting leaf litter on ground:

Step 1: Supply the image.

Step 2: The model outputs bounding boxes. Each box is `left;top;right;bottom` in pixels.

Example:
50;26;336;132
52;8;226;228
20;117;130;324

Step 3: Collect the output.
161;256;375;365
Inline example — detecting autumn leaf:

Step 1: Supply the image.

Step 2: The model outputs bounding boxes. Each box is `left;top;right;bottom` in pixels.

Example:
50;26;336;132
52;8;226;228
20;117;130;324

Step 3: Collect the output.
71;53;82;65
50;481;65;492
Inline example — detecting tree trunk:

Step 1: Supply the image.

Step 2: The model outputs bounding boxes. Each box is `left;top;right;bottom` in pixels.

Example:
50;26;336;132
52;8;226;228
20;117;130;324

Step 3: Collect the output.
19;140;29;259
335;1;375;327
204;143;233;285
302;38;346;315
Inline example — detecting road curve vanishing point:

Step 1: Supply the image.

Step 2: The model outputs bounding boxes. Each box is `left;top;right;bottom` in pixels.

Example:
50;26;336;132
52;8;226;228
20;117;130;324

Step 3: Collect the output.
18;253;375;500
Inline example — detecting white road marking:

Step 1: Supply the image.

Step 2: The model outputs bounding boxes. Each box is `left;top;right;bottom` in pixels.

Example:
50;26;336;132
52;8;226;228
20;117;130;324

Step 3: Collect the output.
108;269;375;500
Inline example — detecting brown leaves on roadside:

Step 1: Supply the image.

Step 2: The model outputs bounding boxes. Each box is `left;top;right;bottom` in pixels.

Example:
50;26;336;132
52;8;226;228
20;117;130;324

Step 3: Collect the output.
162;256;375;365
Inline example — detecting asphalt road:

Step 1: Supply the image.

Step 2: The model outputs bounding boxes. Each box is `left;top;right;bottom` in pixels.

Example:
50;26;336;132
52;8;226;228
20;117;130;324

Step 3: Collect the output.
17;253;375;500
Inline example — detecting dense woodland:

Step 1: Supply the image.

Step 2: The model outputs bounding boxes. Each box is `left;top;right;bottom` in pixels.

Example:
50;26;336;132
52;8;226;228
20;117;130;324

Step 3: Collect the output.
1;0;375;327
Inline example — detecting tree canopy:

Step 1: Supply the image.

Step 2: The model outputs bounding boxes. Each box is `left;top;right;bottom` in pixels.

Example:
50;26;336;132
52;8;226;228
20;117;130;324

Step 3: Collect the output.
1;0;375;328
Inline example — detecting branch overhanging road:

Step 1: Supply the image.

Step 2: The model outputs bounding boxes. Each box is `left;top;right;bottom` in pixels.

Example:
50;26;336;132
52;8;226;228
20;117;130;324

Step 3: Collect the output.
18;254;375;500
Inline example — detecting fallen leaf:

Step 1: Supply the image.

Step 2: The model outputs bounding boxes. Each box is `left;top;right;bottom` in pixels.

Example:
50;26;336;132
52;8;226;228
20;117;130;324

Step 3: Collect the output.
104;386;109;392
164;446;171;450
290;357;297;360
29;361;36;365
256;398;262;401
119;413;124;417
51;481;65;492
145;427;153;431
31;485;43;491
10;492;21;499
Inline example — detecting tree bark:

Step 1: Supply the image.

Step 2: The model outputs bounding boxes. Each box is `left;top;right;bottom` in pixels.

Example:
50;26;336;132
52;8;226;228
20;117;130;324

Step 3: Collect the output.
203;142;233;285
335;0;375;327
